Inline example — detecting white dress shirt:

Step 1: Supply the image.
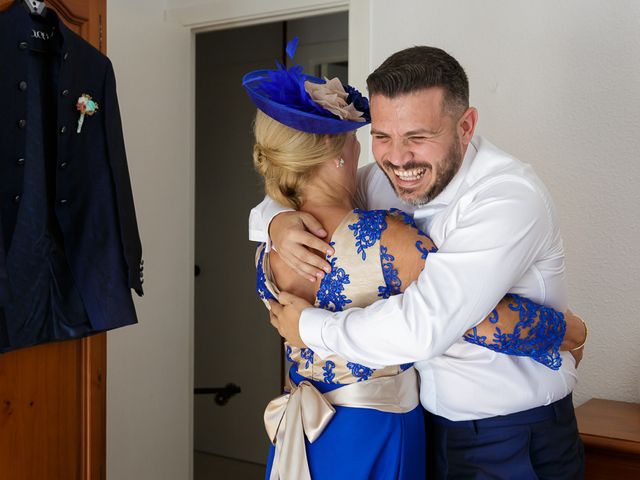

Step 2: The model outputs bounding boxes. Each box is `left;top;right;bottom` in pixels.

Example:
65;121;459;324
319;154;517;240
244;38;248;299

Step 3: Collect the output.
249;136;577;420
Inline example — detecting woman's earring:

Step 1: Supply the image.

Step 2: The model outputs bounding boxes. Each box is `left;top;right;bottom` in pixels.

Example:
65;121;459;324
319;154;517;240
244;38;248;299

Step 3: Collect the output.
336;158;345;168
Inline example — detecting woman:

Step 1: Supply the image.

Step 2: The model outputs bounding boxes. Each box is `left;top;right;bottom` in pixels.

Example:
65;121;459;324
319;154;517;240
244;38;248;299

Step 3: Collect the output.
245;41;576;480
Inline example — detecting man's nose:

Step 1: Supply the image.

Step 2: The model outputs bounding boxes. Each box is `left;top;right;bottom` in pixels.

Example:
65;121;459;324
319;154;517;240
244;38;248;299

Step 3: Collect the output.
388;140;413;167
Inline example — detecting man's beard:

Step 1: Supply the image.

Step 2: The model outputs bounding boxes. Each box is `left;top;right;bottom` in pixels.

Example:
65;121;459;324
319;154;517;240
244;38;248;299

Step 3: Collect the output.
381;137;464;207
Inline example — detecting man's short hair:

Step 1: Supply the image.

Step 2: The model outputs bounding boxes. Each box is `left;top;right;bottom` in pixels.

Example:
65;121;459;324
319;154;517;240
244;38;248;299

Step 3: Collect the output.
366;46;469;116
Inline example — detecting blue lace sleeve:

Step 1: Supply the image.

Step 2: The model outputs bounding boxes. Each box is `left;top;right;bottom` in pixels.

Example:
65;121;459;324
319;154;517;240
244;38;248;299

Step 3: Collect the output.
377;209;436;300
378;210;566;371
388;208;437;259
463;294;566;370
348;209;389;260
378;245;402;299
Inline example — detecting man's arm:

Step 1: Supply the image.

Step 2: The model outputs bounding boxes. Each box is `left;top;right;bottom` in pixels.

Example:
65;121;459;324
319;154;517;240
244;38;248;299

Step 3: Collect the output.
248;164;385;279
299;179;555;367
249;197;332;281
248;163;379;245
248;196;293;245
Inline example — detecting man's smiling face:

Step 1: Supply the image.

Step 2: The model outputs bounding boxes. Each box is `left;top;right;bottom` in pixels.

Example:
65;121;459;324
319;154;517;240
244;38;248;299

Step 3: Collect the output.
370;87;466;206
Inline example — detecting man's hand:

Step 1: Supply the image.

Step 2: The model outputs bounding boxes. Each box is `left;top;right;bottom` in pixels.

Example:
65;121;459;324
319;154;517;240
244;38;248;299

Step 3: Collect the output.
561;309;587;367
268;292;313;348
270;211;334;282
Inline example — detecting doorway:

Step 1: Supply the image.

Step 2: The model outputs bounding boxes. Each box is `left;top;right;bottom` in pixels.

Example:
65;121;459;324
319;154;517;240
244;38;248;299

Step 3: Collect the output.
193;11;348;479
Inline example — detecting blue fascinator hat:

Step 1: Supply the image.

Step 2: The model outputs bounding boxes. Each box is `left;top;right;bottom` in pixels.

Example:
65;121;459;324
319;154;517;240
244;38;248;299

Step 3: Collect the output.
243;38;370;135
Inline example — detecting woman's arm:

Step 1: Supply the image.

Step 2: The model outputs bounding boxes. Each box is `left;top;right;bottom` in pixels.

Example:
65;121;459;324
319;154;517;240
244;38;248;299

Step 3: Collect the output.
381;211;574;370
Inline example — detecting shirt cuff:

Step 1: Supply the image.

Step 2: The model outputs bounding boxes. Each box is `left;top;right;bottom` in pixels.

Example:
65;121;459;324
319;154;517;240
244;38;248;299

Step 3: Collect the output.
299;307;334;359
248;228;268;244
248;207;294;252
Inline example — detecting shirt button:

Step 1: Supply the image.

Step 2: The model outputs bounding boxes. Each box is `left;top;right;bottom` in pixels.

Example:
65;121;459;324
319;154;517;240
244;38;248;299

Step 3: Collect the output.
59;161;68;169
60;126;67;134
58;199;68;206
18;41;28;50
18;119;26;129
19;81;27;91
17;158;25;166
62;89;70;97
13;194;21;204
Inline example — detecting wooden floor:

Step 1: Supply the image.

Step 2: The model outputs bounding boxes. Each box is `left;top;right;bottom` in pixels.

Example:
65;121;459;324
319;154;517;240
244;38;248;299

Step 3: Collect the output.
194;451;266;480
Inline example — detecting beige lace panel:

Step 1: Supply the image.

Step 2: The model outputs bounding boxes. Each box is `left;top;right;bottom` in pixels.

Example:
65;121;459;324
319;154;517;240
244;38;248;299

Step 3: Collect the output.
256;210;405;384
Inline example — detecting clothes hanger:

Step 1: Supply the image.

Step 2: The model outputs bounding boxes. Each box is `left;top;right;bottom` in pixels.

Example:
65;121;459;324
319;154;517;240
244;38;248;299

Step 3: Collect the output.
21;1;55;54
23;0;46;15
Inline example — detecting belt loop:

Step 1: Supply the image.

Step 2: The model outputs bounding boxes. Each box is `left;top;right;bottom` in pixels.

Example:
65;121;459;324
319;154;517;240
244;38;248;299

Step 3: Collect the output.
552;400;561;422
471;419;479;434
552;393;572;422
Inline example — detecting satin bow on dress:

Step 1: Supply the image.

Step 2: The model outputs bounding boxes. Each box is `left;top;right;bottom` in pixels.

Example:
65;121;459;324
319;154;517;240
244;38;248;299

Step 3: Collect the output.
264;367;420;480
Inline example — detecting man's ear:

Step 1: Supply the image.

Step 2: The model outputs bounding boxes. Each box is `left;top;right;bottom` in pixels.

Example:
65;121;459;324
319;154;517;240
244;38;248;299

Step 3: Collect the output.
457;107;478;146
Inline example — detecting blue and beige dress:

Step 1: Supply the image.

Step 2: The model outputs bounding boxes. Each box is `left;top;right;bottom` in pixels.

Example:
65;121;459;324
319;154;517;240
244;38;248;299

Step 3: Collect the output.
255;209;566;480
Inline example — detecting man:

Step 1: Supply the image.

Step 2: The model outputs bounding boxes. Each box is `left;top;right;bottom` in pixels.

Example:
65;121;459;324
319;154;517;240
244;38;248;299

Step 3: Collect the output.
250;46;585;478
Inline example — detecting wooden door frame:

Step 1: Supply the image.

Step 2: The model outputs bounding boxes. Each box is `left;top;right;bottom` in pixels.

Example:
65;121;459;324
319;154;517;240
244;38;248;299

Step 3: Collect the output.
79;334;107;480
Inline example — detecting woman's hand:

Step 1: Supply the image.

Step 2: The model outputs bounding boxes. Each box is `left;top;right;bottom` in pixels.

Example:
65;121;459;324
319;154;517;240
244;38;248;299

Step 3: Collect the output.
270;211;334;282
560;310;587;367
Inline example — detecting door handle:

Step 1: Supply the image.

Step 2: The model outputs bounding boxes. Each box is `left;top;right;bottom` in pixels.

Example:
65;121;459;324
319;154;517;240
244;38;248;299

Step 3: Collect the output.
194;383;241;406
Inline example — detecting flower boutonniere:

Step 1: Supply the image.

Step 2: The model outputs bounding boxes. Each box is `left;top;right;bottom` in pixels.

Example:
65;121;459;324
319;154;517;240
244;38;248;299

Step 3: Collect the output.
76;94;99;133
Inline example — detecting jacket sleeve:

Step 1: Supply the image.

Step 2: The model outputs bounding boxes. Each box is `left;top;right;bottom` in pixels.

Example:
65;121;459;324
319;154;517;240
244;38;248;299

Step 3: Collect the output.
103;59;144;296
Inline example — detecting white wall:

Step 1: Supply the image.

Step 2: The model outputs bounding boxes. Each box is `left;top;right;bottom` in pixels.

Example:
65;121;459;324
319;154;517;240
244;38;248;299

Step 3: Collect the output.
106;1;193;479
368;0;640;405
102;1;639;477
104;2;353;479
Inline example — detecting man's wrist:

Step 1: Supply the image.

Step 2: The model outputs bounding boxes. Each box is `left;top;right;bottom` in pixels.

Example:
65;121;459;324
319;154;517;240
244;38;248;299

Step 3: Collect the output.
299;307;333;359
266;209;294;252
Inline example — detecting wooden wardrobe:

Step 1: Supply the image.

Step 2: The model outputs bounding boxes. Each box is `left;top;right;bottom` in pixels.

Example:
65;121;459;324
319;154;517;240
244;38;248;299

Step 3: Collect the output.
0;2;108;478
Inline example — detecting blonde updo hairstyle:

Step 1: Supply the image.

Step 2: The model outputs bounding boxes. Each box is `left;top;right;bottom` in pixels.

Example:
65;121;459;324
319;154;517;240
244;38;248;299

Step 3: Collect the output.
253;110;347;209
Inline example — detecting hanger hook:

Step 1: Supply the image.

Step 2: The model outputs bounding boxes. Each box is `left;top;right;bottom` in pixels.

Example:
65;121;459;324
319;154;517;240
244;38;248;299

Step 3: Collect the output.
24;0;46;16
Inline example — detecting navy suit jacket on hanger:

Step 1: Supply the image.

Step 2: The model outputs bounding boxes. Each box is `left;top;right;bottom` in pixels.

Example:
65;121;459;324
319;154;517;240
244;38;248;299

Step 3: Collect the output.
0;1;143;351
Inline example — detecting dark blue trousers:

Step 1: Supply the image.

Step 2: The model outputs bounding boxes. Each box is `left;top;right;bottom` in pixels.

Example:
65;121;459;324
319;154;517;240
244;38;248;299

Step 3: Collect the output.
424;394;585;479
